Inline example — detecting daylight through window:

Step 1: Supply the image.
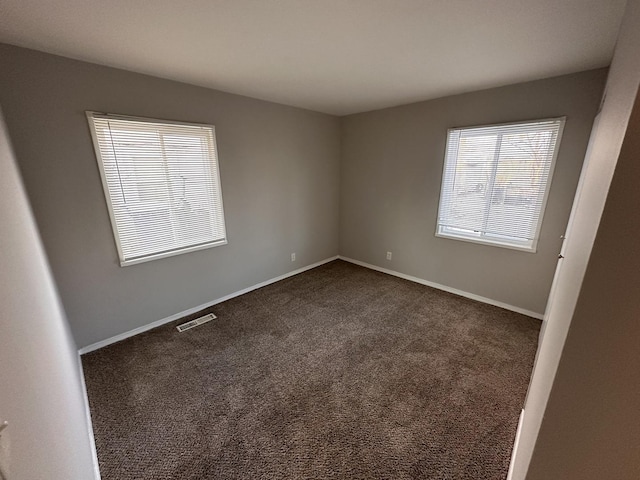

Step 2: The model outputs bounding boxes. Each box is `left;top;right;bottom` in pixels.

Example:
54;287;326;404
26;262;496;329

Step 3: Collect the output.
87;112;227;266
436;118;565;251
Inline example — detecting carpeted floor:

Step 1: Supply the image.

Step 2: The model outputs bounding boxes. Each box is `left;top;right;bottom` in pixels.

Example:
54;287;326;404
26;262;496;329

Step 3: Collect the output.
82;260;540;479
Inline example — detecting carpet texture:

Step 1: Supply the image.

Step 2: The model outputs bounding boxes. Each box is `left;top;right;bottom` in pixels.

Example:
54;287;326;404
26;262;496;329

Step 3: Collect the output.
82;260;540;479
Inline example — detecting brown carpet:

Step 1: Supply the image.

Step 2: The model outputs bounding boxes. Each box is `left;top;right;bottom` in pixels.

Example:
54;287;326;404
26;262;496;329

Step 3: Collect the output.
82;260;540;479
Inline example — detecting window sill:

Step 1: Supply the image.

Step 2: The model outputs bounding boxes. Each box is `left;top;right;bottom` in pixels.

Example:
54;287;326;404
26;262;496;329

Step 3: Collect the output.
119;239;228;267
435;231;537;253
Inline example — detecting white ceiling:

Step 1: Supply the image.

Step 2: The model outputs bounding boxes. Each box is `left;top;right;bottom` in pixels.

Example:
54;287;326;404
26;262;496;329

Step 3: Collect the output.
0;0;627;115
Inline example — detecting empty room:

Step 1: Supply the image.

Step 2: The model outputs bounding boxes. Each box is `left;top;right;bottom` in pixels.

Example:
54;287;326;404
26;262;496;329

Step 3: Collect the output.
1;1;640;479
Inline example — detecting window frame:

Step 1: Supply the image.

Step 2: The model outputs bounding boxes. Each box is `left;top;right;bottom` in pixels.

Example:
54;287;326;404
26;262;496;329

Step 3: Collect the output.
435;117;566;253
86;111;228;267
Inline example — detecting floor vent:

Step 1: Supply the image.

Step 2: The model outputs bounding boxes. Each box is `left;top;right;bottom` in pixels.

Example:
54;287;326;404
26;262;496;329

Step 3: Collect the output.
176;313;216;332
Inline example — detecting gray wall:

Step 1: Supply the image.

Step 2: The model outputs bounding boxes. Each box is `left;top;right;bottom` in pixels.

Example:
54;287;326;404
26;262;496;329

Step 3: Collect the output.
0;43;608;350
340;70;606;315
0;108;98;479
528;89;640;480
521;0;640;476
0;44;340;349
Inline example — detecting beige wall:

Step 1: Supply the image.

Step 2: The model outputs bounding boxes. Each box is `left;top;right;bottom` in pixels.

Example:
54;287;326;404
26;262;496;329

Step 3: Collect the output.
0;108;98;479
0;44;341;349
340;70;606;315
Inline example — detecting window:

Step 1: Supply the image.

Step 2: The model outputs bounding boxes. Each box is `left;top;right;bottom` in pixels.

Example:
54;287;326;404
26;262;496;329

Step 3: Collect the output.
436;118;565;252
87;112;227;266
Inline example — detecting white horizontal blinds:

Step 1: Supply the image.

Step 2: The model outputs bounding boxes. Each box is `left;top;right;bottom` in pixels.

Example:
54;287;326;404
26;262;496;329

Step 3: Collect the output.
88;113;226;264
438;119;563;249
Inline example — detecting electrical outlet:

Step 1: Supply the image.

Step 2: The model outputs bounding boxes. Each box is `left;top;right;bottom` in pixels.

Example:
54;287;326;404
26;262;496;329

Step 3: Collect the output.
386;251;392;260
291;253;296;262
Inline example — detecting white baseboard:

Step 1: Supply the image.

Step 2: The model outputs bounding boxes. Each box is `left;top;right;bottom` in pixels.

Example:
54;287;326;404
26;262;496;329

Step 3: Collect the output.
76;353;102;479
79;253;540;354
78;255;339;354
338;256;543;320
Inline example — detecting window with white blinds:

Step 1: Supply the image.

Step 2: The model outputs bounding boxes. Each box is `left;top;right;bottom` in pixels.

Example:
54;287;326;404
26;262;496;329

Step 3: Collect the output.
87;112;227;266
436;118;565;252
